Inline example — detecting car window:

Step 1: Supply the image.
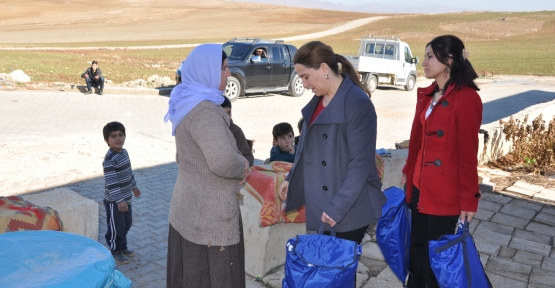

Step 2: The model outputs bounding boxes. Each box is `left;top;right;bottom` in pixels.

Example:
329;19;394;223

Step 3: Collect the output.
404;46;411;63
271;47;285;63
223;43;251;60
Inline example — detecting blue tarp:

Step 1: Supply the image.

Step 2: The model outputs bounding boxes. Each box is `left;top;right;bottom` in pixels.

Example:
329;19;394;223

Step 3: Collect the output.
0;230;131;288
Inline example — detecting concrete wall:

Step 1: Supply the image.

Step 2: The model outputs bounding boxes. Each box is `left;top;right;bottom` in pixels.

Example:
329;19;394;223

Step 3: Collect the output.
23;188;98;240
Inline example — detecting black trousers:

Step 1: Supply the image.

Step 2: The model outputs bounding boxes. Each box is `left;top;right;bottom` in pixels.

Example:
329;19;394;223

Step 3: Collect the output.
104;200;132;252
86;76;105;91
408;187;458;288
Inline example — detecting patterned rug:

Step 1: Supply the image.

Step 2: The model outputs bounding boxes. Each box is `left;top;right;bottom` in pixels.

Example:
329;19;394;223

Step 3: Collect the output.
0;196;64;233
244;155;385;227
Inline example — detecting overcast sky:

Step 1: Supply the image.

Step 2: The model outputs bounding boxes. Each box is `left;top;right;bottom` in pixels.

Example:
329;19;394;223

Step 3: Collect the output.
325;0;555;12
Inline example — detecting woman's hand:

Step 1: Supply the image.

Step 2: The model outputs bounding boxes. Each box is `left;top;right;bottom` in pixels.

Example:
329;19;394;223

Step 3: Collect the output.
321;212;337;227
279;180;289;200
400;173;407;185
460;211;476;222
238;159;251;185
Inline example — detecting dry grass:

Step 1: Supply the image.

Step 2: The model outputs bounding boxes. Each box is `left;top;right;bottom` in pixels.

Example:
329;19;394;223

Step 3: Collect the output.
1;2;554;84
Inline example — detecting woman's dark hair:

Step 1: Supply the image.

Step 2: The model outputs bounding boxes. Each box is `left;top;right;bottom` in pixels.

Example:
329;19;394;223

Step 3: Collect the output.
222;50;228;66
427;35;479;91
293;41;371;97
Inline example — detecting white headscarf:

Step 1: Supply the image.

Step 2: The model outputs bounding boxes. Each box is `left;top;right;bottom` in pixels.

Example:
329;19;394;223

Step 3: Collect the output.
164;44;225;136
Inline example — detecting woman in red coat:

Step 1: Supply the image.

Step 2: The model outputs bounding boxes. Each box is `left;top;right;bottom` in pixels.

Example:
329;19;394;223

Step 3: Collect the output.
401;35;483;288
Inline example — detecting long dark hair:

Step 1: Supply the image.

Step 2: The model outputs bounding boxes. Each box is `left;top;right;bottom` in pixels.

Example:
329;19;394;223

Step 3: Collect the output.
427;35;479;91
293;41;371;97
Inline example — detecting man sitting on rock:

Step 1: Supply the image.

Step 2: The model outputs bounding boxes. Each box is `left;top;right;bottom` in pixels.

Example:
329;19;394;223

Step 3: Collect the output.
81;60;105;95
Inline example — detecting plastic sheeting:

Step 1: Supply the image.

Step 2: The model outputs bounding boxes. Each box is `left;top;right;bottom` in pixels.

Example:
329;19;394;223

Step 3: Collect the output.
0;230;131;288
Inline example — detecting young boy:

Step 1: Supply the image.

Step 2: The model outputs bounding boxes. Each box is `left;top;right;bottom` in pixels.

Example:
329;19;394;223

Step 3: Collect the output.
102;121;141;264
269;122;296;163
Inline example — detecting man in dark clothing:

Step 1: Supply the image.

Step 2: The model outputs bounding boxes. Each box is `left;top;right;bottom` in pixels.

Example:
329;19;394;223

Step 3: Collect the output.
221;96;254;166
82;60;105;95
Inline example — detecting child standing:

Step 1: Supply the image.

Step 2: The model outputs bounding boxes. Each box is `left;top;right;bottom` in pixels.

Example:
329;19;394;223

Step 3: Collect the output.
269;122;296;163
102;121;141;264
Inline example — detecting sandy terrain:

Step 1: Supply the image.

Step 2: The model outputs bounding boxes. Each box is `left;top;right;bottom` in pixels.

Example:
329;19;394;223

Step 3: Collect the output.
0;0;371;44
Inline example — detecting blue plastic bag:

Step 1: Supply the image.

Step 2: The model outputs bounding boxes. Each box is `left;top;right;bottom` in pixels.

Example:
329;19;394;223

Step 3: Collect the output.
376;186;411;284
282;225;361;288
428;220;492;288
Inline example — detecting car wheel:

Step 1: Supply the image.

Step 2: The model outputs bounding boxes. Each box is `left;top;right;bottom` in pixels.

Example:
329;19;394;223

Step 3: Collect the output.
366;75;377;94
404;75;416;91
225;76;241;102
288;74;304;97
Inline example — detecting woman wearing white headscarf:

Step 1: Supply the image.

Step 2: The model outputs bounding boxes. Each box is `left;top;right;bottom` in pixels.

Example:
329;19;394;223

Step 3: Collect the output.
165;44;250;288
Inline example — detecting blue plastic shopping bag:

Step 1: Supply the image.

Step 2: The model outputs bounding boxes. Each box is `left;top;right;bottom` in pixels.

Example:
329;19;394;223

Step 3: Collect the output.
282;225;361;288
428;219;492;288
376;186;411;284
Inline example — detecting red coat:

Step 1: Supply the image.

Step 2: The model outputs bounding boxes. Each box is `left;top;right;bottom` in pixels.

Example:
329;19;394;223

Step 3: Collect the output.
402;82;483;215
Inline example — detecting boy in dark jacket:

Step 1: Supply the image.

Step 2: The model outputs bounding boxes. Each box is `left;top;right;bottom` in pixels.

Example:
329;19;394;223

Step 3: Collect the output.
82;60;105;95
269;122;296;163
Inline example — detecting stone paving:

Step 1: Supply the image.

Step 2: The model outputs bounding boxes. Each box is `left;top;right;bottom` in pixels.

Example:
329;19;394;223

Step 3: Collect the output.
2;77;555;287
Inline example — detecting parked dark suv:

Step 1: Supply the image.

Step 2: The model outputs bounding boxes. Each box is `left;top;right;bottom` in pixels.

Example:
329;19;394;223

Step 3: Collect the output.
222;38;305;101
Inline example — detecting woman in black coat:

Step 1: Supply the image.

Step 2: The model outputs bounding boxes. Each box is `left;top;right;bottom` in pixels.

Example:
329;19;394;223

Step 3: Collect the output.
279;41;385;244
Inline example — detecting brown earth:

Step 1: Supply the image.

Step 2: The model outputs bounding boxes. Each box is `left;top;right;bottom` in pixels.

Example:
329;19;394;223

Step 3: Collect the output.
0;0;371;44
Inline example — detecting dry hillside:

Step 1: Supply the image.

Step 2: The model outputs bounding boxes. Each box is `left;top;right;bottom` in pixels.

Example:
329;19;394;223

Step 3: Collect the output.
0;0;371;44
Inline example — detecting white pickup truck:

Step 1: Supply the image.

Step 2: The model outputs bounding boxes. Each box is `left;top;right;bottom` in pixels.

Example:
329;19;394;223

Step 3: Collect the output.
345;36;419;93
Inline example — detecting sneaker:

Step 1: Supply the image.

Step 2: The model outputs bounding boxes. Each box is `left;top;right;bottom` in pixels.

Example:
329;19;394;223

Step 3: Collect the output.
121;248;135;257
112;251;130;264
99;90;103;95
84;90;92;95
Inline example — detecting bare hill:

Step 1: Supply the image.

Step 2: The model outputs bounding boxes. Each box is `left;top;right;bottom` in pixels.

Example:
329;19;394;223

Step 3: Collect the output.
0;0;371;44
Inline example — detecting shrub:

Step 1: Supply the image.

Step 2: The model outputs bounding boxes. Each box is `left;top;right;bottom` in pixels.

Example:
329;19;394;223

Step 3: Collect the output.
500;114;555;173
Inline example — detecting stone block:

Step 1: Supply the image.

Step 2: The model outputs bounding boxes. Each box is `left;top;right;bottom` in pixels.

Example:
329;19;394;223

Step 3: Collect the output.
533;189;555;202
240;187;306;278
486;273;527;288
510;198;544;211
359;257;388;275
361;241;385;261
530;268;555;287
479;254;489;267
542;256;555;272
491;212;530;229
22;188;98;240
513;181;544;193
363;277;403;288
479;182;496;193
477;200;502;212
508;237;551;257
513;229;552;245
477;221;514;235
534;212;555;226
542;205;555;216
498;246;517;259
480;192;513;205
377;266;402;282
513;250;543;268
505;186;536;197
474;208;494;221
500;203;537;220
526;222;555;237
473;225;512;246
486;257;531;282
474;240;500;256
